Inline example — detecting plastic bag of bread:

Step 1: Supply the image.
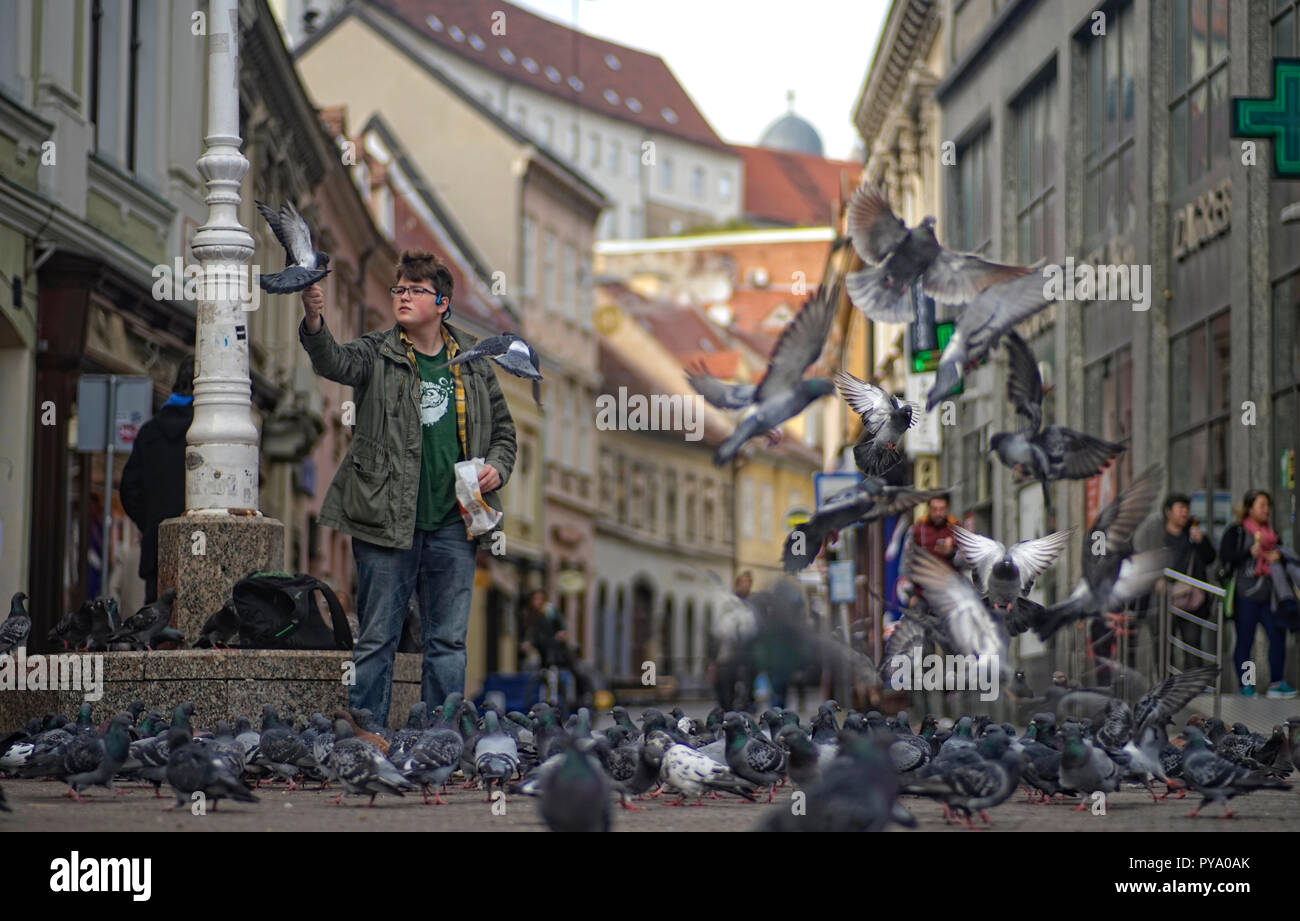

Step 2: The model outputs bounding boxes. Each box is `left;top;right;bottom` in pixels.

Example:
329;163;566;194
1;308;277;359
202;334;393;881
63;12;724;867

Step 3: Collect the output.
454;458;504;536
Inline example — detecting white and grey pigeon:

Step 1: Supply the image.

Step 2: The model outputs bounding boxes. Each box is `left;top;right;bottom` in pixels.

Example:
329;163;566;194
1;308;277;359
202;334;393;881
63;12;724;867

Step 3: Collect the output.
444;333;543;407
904;548;1008;677
950;524;1073;635
690;280;840;466
645;731;756;806
844;183;1030;323
474;710;520;802
834;370;917;478
0;592;31;654
254;199;331;294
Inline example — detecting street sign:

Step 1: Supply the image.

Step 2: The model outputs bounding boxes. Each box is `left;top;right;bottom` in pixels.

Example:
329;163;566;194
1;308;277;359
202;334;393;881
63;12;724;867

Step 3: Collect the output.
77;375;154;453
1232;58;1300;178
828;560;855;603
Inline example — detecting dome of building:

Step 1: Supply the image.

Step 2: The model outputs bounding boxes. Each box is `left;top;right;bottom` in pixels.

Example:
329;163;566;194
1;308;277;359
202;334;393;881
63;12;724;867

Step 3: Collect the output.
758;92;824;156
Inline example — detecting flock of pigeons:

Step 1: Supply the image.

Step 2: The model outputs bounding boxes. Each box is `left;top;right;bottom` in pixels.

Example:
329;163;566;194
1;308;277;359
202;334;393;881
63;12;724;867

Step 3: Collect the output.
0;589;184;653
0;686;1292;830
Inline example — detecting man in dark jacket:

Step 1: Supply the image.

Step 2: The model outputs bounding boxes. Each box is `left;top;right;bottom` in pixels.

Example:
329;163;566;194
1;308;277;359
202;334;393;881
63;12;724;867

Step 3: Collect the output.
1138;493;1216;669
120;357;194;604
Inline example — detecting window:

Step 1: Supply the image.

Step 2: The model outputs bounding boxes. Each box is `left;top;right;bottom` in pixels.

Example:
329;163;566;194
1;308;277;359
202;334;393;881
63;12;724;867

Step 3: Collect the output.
562;242;576;319
576;399;591;476
520;216;536;296
589;133;601;168
568;123;579;160
0;1;17;98
949;128;991;253
1171;0;1229;192
718;173;733;200
608;140;621;175
665;471;678;541
540;114;554;147
512;105;526;127
1167;311;1232;538
740;477;755;539
1083;1;1137;239
1014;72;1058;264
542;230;557;310
1273;274;1300;551
579;255;593;327
630;148;640;178
759;483;774;541
962;427;992;509
660;156;674;192
691;166;705;199
562;385;576;470
628;207;641;238
1085;346;1136;496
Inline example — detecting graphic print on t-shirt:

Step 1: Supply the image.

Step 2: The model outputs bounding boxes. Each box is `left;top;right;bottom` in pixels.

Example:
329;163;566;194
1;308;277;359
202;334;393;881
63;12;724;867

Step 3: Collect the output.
420;375;455;426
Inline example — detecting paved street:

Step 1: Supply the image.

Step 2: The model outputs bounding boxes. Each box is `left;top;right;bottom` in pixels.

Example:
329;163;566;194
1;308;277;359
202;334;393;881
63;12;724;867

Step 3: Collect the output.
4;777;1296;832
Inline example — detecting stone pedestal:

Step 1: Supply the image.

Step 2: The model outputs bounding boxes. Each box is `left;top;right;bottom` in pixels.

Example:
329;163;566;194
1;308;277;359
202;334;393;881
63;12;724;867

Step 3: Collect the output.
0;650;422;731
157;515;285;643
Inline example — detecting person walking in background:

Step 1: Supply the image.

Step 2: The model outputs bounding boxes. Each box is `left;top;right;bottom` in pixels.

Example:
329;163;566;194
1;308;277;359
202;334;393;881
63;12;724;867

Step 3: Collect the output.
121;357;194;604
1220;489;1296;699
520;589;592;704
1137;493;1216;668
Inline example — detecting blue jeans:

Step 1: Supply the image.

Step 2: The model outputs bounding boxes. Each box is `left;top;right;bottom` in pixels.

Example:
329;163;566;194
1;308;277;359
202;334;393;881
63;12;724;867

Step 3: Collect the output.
1233;595;1286;687
351;524;478;727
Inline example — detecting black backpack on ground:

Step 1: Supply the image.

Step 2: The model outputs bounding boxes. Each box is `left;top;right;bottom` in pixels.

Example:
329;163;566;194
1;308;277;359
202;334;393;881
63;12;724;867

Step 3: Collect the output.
231;571;353;650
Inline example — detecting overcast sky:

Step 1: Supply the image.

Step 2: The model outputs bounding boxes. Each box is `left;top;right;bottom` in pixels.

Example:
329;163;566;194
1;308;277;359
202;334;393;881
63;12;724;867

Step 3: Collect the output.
511;0;889;161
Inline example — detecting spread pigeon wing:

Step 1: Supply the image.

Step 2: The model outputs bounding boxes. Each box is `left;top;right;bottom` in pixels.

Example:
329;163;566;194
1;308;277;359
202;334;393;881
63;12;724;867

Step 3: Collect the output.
1004;330;1044;435
1089;463;1163;550
845;185;908;264
950;525;1005;593
1006;528;1074;589
923;250;1032;305
1133;666;1218;738
754;280;838;404
834;370;896;436
907;548;1002;659
957;271;1054;359
1039;426;1124;478
686;365;757;410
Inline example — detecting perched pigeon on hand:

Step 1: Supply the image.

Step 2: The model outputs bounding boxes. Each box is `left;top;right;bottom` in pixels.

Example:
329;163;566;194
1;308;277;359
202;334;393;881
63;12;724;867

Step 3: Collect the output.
1036;464;1169;641
782;479;948;572
989;331;1123;519
834;370;917;477
844;184;1030;322
444;334;543;407
693;280;840;466
255;199;331;294
926;271;1053;410
0;593;30;654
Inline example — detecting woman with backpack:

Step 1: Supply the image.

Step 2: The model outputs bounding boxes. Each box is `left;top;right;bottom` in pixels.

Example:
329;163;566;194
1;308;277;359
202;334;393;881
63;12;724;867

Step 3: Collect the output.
1220;489;1297;699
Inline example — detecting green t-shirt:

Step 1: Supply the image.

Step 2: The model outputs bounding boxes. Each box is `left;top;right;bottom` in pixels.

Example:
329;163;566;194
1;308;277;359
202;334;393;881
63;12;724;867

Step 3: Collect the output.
413;348;464;531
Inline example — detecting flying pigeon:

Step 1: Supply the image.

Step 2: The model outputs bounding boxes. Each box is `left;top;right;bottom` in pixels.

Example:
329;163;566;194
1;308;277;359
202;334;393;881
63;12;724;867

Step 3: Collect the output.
255;199;331;293
926;271;1054;410
834;370;917;477
691;280;840;466
989;331;1124;519
0;592;30;654
950;524;1073;634
904;548;1008;674
107;589;182;650
781;479;949;572
1036;463;1169;641
443;333;543;407
844;184;1030;322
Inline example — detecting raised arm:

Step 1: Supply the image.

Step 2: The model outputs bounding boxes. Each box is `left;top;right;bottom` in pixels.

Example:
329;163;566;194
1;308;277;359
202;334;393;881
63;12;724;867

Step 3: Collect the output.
297;284;376;389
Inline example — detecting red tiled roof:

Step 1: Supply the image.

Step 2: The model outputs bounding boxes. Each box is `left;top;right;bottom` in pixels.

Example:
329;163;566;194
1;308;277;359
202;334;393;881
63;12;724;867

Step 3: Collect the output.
373;0;728;151
732;144;860;226
635;306;729;361
723;288;800;334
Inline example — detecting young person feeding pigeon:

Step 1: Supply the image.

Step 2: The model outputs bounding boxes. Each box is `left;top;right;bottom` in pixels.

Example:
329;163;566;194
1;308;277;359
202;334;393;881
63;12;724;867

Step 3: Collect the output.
298;250;516;727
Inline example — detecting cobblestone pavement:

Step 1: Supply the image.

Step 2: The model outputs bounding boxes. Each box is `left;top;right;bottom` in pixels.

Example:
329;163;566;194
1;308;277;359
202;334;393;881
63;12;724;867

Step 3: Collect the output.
3;778;1295;831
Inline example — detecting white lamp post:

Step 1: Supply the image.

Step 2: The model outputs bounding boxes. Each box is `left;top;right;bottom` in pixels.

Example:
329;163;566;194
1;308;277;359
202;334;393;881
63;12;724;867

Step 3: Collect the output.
188;0;260;514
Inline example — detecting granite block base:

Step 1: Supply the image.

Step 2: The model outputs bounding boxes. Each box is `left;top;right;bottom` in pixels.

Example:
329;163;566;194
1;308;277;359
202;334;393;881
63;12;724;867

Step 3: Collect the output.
157;515;286;643
0;650;421;731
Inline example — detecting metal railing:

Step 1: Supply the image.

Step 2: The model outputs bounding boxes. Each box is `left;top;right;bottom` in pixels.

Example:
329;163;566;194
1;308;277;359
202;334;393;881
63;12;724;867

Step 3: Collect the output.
1156;568;1225;719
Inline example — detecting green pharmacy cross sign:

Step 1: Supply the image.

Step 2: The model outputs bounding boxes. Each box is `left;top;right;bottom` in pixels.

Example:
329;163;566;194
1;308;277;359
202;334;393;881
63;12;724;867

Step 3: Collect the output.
1232;58;1300;178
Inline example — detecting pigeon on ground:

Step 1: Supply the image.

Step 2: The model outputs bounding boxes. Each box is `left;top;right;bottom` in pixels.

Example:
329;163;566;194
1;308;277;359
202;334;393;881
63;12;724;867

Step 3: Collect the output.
0;592;30;654
442;333;543;407
782;479;948;572
255;199;331;293
193;600;240;649
65;715;133;801
107;589;181;650
691;280;840;466
474;710;520;802
164;727;258;811
1036;464;1168;641
1058;725;1121;809
776;727;824;789
393;694;464;805
843;184;1030;322
903;734;1026;826
722;714;784;803
989;331;1124;520
950;524;1073;634
252;705;312;789
644;732;756;805
48;600;94;651
1180;727;1290;818
539;735;612;832
833;370;917;477
321;719;415;807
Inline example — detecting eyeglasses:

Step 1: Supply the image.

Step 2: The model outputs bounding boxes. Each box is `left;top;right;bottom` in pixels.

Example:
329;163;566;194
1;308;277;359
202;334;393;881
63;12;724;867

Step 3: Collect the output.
390;285;446;304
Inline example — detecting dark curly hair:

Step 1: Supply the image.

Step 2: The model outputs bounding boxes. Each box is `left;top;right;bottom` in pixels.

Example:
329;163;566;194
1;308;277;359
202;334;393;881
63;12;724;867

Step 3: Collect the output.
395;249;454;320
